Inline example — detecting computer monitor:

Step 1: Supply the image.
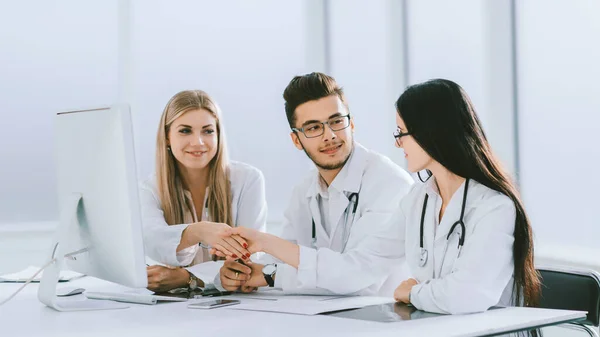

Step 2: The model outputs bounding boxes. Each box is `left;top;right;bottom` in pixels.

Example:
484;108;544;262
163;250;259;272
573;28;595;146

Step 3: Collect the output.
38;104;147;311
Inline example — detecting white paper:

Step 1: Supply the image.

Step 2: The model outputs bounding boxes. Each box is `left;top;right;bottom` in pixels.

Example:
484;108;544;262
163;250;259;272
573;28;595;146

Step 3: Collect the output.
228;295;395;315
0;266;84;283
227;289;353;302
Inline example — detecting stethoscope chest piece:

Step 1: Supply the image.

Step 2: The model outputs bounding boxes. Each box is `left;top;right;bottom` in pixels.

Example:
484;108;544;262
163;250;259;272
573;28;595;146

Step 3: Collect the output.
418;179;470;269
419;247;428;267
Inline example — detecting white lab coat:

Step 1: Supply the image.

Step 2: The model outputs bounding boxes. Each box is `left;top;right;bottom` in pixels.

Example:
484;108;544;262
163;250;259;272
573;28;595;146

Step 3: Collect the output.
268;142;414;295
396;177;516;314
140;161;267;285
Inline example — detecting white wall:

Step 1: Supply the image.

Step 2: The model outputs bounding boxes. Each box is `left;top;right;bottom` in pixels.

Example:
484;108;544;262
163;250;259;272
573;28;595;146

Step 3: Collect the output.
0;0;318;227
1;1;599;274
328;0;407;166
516;0;600;249
0;0;119;224
406;0;488;123
401;0;520;176
130;0;314;222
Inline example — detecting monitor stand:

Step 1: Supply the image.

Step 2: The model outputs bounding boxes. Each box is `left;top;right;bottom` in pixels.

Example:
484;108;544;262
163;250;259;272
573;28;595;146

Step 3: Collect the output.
38;193;129;311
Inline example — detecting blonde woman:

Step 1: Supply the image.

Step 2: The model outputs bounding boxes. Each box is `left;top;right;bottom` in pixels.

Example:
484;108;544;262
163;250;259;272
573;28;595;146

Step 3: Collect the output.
140;90;267;293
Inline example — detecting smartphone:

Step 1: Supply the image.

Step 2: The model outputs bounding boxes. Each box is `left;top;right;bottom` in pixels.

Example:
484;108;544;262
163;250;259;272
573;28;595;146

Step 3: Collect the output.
188;299;240;309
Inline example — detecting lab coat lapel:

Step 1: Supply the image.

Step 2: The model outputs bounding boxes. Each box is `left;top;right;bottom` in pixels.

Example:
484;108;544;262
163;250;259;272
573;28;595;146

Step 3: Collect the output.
420;194;437;280
434;182;467;244
432;181;468;278
328;192;349;245
183;191;204;265
328;143;366;243
308;195;331;247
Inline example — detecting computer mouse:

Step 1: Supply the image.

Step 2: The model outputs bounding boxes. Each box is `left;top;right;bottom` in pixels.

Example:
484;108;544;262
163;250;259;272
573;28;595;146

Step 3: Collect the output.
56;287;85;297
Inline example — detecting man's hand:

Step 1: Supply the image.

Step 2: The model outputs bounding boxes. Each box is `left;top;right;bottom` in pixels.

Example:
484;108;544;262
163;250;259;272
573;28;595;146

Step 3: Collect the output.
183;222;250;260
219;259;252;291
211;227;265;258
147;265;191;293
240;263;268;293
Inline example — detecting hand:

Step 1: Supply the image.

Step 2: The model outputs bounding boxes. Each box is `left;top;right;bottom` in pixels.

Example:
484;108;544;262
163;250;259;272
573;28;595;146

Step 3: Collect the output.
219;259;252;292
192;221;251;260
240;263;268;293
393;278;418;304
147;265;190;293
394;278;419;304
211;227;266;258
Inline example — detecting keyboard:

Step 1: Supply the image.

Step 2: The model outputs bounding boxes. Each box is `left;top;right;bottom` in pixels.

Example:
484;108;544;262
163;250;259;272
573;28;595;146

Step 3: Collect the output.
84;291;189;305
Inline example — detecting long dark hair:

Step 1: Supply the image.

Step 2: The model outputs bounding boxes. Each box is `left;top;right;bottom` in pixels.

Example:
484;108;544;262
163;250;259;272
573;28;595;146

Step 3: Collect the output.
396;79;540;307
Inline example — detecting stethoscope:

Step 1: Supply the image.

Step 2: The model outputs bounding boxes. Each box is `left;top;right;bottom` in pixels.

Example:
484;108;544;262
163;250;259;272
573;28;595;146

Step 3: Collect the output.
419;179;469;269
311;192;359;251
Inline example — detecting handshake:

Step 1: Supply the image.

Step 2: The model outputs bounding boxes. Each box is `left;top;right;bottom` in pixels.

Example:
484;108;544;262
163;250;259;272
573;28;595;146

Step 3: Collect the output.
205;225;264;261
201;224;274;293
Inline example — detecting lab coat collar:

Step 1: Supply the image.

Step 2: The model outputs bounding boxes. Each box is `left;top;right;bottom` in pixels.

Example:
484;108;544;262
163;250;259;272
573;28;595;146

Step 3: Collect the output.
424;176;469;201
305;141;366;199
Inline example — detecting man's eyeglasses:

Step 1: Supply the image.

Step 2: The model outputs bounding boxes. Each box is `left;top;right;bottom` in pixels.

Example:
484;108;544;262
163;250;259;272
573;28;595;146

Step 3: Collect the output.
292;114;351;138
393;129;411;146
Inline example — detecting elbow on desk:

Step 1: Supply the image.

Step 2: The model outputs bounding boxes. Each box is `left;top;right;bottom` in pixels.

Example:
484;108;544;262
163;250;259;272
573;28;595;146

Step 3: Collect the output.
442;287;500;315
415;282;500;315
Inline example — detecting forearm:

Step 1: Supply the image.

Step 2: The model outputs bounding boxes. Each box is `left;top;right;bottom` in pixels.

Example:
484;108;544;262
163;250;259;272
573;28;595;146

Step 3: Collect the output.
177;223;202;252
261;233;300;268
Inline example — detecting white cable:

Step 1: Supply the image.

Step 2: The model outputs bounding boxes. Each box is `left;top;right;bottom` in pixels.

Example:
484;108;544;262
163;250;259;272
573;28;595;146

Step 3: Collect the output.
0;258;56;306
0;247;89;306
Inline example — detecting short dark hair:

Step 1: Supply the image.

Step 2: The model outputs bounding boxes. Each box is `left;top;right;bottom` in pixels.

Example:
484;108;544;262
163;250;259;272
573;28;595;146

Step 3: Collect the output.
283;72;348;128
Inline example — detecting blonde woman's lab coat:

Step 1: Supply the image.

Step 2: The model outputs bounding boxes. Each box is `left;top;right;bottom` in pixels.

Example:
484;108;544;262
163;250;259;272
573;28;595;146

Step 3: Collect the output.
140;161;267;285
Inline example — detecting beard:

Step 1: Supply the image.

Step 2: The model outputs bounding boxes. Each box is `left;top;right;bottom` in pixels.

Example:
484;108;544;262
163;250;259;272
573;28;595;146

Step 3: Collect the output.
300;140;354;171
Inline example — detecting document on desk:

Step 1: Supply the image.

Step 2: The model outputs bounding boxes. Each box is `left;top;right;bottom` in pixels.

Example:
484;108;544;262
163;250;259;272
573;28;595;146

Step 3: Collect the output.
0;266;84;283
227;289;350;302
228;296;395;315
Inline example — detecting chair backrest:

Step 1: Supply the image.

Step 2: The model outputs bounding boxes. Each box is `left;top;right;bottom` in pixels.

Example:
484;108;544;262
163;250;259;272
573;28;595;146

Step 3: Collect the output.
537;266;600;326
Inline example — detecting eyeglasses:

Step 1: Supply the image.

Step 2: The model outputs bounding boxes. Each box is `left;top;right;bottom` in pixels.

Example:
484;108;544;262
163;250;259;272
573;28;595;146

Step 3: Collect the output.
292;114;351;138
393;129;411;146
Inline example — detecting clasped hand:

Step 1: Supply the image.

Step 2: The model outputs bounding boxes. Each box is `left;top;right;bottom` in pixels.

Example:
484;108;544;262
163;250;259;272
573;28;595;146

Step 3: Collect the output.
212;227;269;292
209;226;265;259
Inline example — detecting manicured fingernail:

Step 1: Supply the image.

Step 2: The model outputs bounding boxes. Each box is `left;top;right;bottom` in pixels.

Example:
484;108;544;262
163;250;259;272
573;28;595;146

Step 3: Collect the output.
232;254;238;258
242;255;247;259
246;253;251;258
243;243;248;248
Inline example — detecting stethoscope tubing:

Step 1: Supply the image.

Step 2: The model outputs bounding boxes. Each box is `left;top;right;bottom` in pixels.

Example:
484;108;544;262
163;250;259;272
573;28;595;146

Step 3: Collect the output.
311;192;359;250
419;179;470;269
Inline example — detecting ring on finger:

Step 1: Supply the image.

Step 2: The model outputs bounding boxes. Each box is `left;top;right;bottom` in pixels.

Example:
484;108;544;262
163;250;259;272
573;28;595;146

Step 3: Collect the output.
235;271;239;280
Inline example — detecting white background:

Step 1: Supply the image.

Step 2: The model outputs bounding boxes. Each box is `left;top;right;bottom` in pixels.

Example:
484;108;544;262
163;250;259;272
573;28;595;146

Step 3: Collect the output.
0;0;598;272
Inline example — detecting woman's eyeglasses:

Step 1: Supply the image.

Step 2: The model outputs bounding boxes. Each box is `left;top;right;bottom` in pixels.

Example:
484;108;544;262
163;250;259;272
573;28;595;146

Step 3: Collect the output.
393;129;411;146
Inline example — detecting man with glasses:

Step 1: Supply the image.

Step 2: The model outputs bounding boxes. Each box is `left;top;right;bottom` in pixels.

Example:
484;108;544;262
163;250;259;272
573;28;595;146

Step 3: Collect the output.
218;72;413;295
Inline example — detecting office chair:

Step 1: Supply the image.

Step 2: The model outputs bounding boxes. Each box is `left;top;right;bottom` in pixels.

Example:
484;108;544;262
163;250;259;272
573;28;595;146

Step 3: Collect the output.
537;266;600;337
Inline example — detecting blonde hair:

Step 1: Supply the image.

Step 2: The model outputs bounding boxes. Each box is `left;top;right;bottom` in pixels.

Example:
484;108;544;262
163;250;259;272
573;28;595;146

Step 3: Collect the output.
156;90;233;228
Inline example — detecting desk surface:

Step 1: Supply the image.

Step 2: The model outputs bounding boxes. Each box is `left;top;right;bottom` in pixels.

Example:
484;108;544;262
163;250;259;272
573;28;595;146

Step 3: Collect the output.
0;277;586;337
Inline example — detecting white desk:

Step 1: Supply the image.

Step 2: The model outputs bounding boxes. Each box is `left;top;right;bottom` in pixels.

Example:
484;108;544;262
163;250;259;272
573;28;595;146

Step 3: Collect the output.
0;277;586;337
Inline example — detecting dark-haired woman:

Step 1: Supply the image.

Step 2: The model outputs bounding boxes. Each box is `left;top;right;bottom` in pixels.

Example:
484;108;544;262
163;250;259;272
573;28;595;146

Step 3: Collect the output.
391;79;540;314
